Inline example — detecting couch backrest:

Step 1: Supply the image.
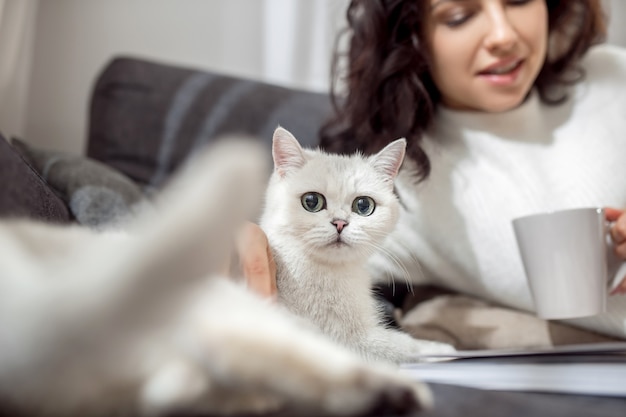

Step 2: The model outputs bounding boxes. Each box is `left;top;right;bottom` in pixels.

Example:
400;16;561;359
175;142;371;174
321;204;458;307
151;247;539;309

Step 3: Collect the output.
87;56;333;190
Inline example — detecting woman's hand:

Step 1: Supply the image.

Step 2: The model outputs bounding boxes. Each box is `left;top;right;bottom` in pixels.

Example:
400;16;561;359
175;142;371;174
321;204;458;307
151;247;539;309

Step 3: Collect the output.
236;222;277;299
606;207;626;295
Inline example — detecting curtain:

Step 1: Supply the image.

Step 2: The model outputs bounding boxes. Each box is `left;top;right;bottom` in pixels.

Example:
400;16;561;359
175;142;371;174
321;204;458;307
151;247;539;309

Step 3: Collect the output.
261;0;349;92
0;0;37;139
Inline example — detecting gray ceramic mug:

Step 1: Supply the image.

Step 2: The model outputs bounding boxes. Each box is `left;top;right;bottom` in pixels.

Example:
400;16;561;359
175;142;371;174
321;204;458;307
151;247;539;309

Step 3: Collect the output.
512;207;625;320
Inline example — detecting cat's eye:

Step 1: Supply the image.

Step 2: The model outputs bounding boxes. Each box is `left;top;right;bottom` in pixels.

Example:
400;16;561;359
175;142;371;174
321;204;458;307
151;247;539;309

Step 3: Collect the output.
352;196;375;216
301;192;326;212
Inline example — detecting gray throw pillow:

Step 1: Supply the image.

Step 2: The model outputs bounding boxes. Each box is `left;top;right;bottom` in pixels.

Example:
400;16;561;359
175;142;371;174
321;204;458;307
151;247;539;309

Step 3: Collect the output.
11;138;150;230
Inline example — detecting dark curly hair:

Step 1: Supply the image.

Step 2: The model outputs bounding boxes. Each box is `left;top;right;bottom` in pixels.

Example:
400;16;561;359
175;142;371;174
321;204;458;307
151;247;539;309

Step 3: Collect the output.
319;0;607;182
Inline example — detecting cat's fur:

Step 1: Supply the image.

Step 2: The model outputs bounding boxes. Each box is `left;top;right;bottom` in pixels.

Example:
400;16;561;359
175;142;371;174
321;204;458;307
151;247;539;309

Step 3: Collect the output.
0;138;431;416
260;128;455;364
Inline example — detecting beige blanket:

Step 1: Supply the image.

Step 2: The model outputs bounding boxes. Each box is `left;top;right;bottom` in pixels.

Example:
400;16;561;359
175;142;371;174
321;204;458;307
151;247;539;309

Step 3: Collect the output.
397;286;622;350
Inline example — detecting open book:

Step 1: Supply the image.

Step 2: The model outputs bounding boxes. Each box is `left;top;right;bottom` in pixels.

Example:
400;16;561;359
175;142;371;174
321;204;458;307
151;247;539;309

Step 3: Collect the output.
401;342;626;397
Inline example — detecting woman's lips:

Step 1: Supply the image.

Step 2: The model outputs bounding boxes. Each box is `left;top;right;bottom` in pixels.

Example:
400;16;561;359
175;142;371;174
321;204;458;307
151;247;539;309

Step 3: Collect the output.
477;59;524;86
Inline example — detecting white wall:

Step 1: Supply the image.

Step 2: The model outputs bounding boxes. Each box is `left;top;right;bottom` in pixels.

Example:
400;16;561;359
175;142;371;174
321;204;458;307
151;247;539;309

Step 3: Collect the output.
606;0;626;46
16;0;626;155
23;0;348;154
0;0;37;142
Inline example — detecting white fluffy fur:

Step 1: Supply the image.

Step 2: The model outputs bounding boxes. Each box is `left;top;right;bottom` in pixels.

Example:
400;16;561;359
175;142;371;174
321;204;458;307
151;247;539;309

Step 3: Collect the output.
0;138;431;416
261;127;455;364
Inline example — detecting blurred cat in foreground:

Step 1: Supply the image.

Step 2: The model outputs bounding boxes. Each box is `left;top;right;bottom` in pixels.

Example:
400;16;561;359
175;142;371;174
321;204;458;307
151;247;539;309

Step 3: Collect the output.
0;133;431;416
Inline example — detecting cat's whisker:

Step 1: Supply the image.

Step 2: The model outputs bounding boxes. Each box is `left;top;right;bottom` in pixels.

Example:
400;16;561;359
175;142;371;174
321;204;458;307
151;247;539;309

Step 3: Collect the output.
364;231;412;282
369;242;414;295
367;228;427;288
389;238;428;285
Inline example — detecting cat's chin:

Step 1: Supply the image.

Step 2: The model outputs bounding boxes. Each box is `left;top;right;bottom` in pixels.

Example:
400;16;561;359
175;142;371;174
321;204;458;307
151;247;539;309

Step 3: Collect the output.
321;240;352;252
313;242;368;264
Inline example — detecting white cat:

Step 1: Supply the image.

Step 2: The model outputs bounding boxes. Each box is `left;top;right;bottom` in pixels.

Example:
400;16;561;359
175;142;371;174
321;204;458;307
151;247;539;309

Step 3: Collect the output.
0;139;431;416
260;127;455;364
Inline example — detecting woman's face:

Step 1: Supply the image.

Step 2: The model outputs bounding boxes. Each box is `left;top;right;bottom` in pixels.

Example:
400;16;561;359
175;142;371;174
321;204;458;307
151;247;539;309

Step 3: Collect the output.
425;0;548;112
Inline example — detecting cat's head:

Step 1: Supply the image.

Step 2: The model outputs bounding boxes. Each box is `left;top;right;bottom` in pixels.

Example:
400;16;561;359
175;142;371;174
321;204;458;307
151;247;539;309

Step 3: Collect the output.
262;127;405;265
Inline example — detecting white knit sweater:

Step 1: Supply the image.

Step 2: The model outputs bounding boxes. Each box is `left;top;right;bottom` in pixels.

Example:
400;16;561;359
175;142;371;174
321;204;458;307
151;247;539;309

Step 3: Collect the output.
371;44;626;339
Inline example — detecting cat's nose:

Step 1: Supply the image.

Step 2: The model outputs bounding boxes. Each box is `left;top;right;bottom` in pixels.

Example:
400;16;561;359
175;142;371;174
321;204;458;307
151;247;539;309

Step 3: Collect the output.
332;219;348;233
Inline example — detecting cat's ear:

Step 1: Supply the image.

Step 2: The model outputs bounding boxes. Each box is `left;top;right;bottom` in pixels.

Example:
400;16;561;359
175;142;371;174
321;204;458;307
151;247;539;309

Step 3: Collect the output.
371;138;406;181
272;126;307;178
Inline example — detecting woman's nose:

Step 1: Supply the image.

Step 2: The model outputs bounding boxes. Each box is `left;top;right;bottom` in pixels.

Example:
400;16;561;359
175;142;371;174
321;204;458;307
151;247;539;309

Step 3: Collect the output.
483;7;518;53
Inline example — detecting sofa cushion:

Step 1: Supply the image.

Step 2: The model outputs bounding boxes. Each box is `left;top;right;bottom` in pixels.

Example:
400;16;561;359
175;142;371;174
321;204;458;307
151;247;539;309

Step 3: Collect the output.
0;134;71;223
87;56;332;190
12;138;149;230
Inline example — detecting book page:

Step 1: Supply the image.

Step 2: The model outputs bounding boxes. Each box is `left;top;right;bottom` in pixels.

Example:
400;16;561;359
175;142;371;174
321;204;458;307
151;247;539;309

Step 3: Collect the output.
402;342;626;397
413;341;626;360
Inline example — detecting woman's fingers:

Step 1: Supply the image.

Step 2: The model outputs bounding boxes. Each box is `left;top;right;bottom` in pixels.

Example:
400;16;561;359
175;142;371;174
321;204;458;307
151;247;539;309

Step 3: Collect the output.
606;207;626;247
605;207;624;222
236;223;277;299
606;208;626;296
610;275;626;295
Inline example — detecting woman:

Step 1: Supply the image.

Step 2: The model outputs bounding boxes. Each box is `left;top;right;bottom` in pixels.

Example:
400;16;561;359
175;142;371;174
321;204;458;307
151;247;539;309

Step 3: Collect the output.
244;0;626;339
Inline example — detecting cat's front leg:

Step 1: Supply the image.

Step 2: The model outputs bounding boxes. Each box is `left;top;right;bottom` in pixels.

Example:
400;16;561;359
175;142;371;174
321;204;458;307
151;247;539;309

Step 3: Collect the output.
364;327;456;364
166;279;433;416
140;350;428;417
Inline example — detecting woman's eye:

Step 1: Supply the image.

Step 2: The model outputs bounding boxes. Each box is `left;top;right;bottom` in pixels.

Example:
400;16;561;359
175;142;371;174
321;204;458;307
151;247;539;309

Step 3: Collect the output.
507;0;533;5
352;196;376;216
445;12;472;28
301;192;326;212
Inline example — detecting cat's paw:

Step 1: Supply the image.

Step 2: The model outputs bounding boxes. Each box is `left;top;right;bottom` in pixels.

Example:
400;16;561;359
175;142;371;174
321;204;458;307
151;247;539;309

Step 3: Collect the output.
418;339;457;355
140;356;210;415
319;364;432;416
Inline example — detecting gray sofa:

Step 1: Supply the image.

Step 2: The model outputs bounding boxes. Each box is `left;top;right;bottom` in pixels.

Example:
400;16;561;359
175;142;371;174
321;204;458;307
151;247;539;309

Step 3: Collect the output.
87;56;331;191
